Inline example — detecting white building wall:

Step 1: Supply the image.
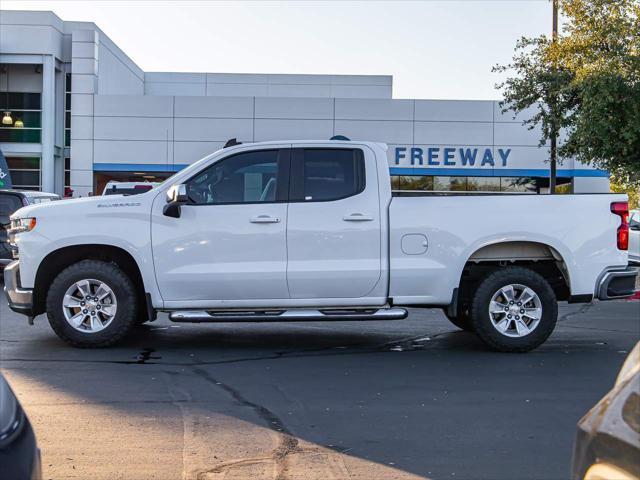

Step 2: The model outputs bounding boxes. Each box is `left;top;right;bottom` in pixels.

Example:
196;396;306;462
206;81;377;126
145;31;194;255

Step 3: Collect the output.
144;72;392;99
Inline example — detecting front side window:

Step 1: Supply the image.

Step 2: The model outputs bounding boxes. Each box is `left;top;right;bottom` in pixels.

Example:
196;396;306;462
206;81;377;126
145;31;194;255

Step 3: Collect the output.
293;148;365;202
186;150;282;205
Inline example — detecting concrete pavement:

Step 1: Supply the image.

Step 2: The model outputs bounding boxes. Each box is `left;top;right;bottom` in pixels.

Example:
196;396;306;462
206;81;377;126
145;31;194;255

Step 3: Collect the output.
1;299;639;480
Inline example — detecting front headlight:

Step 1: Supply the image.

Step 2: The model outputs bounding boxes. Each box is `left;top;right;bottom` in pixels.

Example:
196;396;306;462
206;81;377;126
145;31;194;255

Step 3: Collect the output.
9;217;37;234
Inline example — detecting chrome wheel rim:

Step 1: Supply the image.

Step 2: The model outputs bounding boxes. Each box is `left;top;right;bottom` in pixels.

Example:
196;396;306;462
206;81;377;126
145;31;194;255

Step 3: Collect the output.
62;279;117;333
489;283;542;338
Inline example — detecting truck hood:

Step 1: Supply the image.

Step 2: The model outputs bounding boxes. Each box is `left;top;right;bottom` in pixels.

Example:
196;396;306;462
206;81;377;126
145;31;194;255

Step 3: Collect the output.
11;193;156;220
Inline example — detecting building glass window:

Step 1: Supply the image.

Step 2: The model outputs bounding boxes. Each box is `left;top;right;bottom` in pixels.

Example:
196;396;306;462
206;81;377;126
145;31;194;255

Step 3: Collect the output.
434;176;467;191
0;92;42;143
391;175;547;194
500;177;537;193
6;156;41;190
64;73;71;147
468;177;501;192
64;157;71;189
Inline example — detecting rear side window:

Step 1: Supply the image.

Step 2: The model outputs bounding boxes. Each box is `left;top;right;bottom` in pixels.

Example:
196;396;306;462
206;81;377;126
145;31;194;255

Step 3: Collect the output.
0;194;23;223
292;148;365;202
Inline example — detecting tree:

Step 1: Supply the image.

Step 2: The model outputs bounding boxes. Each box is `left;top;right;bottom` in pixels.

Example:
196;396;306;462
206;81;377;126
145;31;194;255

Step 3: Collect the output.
493;36;577;193
496;0;640;191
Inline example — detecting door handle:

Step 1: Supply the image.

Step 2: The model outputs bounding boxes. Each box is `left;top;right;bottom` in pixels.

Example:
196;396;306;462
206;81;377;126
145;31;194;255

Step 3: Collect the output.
250;215;280;224
343;213;373;222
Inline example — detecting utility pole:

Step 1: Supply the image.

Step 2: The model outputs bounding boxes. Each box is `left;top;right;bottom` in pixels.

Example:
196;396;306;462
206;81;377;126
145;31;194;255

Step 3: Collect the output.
549;0;558;194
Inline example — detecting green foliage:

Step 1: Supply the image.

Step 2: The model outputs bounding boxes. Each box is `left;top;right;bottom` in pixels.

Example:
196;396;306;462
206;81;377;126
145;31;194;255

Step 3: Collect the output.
493;37;576;155
495;0;640;186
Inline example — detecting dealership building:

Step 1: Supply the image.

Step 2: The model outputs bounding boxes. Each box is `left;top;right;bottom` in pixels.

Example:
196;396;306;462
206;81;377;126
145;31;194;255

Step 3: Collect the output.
0;9;609;197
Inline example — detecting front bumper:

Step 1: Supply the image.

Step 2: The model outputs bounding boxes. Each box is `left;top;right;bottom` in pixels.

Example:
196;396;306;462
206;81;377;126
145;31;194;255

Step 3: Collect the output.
596;266;638;300
3;261;34;316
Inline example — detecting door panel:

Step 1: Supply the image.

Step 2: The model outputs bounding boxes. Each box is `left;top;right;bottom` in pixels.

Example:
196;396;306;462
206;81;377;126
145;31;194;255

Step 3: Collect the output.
286;147;382;299
151;148;290;302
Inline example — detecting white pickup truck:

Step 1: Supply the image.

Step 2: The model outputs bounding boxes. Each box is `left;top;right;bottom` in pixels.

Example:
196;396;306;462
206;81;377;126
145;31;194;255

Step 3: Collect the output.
4;140;638;352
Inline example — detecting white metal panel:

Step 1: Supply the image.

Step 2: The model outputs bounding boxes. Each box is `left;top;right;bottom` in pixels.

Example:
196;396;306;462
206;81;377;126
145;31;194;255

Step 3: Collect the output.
71;94;93;116
254;119;333;141
146;72;206;83
267;84;332;98
69;140;94;168
330;85;392;99
335;98;413;121
415;100;493;122
206;83;269;97
173;141;226;164
334;120;412;144
71;58;98;75
174;118;253;142
94;95;173;117
70;116;94;140
255;97;333;119
71;41;98;59
330;75;392;86
93;140;169;164
493;102;539;123
175;96;253;118
0;24;63;58
145;82;206;96
94;116;173;141
494;122;547;146
495;146;550;169
414;121;493;145
207;73;269;84
72;74;97;94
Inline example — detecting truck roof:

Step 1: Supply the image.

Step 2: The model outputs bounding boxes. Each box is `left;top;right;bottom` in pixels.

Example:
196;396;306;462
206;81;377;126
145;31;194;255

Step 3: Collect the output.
221;139;388;151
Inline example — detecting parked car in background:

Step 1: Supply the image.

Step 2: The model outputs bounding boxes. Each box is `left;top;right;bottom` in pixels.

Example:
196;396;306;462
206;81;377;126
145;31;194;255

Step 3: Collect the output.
0;190;60;268
4;140;638;351
102;181;160;196
0;373;41;480
572;342;640;480
629;210;639;265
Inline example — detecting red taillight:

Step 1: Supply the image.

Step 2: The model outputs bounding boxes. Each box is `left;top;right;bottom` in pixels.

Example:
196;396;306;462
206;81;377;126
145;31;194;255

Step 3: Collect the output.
611;201;629;250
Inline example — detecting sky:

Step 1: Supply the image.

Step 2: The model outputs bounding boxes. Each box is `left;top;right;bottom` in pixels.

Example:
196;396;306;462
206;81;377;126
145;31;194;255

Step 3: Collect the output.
1;0;554;100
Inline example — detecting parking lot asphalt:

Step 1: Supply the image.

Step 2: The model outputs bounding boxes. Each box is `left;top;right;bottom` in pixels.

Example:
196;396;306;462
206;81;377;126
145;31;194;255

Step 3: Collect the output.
1;297;639;480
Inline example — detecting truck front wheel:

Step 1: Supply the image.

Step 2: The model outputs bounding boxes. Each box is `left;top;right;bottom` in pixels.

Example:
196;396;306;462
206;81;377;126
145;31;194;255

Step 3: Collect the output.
470;267;557;352
46;260;138;348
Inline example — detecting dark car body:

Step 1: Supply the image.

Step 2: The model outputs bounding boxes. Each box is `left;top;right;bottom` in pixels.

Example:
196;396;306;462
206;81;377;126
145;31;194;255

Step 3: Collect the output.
0;190;60;267
0;374;41;480
572;342;640;480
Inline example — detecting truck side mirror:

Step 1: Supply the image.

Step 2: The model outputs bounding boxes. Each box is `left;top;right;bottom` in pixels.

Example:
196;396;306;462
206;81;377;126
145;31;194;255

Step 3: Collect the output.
163;184;188;218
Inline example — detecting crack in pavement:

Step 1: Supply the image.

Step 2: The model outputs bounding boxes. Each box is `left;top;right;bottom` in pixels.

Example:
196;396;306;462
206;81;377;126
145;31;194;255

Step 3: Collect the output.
188;365;301;480
557;303;594;323
0;332;442;367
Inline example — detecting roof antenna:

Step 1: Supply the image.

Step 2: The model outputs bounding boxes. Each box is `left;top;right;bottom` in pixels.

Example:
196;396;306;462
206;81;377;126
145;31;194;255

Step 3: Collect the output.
330;135;350;141
223;138;242;148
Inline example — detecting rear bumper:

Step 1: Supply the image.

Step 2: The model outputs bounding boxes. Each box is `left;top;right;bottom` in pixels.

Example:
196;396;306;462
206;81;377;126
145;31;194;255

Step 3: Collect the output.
596;266;638;300
3;261;34;316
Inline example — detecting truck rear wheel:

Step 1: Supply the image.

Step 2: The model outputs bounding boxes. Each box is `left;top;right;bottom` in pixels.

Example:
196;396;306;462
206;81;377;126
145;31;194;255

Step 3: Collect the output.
46;260;138;348
470;266;557;352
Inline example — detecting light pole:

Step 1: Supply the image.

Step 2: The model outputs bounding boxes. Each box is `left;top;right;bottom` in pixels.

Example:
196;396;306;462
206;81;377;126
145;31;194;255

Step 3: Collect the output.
549;0;558;194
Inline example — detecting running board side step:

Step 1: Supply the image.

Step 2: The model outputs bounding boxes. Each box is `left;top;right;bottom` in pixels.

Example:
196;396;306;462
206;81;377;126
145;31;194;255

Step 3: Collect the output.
169;308;408;323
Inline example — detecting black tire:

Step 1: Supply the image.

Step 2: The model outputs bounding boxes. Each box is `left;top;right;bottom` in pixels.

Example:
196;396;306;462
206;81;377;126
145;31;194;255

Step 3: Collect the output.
444;308;474;331
46;260;138;348
470;266;557;353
